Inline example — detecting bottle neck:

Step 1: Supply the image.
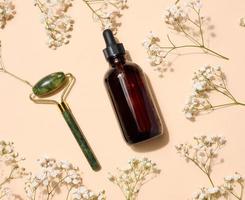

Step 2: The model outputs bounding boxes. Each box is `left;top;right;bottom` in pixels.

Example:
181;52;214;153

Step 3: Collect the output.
108;55;126;68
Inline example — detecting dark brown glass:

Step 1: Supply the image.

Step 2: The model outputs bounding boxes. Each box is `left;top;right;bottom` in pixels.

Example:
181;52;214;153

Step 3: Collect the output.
104;55;162;144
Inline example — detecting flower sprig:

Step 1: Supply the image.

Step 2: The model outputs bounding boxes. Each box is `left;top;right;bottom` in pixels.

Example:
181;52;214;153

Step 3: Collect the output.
108;158;161;200
34;0;74;49
0;0;16;29
82;0;127;33
34;0;127;48
0;140;26;199
142;0;228;77
176;135;244;200
240;17;245;27
25;157;105;200
183;65;245;120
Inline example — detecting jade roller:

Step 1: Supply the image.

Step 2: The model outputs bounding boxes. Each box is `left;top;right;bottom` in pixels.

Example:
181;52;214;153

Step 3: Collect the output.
30;72;101;171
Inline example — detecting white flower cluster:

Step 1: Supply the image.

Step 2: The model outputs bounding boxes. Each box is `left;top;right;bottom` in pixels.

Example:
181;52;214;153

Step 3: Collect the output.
164;0;202;31
34;0;74;49
24;157;104;200
142;32;172;77
192;172;244;200
72;187;106;200
142;0;226;77
0;0;16;28
192;186;227;200
89;0;127;33
108;158;160;200
177;136;244;200
0;141;18;163
142;32;163;66
224;172;244;192
0;140;26;174
0;187;13;200
165;4;188;31
0;141;26;199
183;65;226;120
24;157;82;198
0;0;16;29
176;135;226;172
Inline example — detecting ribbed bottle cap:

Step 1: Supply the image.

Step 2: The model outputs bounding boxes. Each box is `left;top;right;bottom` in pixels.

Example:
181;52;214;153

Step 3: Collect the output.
103;29;125;60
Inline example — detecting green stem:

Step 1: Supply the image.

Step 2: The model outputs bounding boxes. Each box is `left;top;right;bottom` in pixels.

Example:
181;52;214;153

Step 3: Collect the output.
229;191;242;200
47;174;73;197
65;186;73;200
177;22;202;45
202;46;229;60
206;173;215;187
211;102;245;110
175;0;180;4
187;18;200;28
160;44;228;60
0;192;7;199
218;79;237;102
240;183;244;200
0;177;12;188
85;0;105;3
187;156;215;187
46;185;51;200
0;167;17;188
197;12;204;46
82;0;107;25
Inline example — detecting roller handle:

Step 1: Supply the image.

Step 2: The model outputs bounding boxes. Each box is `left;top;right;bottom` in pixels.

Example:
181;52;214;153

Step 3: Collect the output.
58;102;101;171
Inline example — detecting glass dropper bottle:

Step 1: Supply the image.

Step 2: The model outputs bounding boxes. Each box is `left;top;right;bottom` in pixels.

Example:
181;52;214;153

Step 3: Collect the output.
103;29;163;144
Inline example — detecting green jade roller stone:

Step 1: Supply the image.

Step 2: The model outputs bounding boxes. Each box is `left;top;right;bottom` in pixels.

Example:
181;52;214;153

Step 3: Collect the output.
32;72;101;171
32;72;67;97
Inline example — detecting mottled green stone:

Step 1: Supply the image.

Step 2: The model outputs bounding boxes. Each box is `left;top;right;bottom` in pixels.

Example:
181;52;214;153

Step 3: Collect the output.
59;102;101;171
32;72;67;97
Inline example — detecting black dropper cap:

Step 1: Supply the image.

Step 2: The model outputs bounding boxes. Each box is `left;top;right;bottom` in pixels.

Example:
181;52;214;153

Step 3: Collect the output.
103;29;125;60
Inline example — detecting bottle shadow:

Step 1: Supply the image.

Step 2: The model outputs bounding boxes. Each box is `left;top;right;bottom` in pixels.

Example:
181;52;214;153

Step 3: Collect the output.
13;195;24;200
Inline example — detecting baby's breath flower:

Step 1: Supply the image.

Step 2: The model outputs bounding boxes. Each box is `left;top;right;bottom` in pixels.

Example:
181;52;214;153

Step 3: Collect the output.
84;0;128;34
34;0;74;49
223;172;244;192
71;187;106;200
183;65;245;120
0;140;26;199
192;186;227;200
143;0;228;77
0;0;16;29
142;32;163;66
164;4;189;31
142;32;172;77
108;158;160;200
177;136;244;200
176;135;226;173
24;156;104;200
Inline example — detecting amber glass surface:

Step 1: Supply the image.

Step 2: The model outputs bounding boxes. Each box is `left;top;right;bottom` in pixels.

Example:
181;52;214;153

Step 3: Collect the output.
104;56;162;144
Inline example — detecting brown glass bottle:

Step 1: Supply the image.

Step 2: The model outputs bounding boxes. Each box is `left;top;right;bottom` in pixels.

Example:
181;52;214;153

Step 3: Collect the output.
103;29;162;144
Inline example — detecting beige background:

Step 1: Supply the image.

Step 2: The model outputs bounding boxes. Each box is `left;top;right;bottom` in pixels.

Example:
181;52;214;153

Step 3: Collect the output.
0;0;245;199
